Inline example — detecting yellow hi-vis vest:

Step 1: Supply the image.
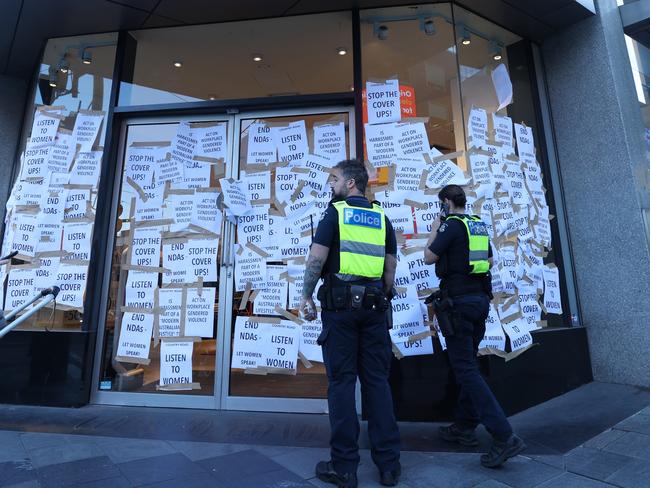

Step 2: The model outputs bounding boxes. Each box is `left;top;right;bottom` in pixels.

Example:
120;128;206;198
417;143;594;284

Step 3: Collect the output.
333;201;386;279
446;215;490;274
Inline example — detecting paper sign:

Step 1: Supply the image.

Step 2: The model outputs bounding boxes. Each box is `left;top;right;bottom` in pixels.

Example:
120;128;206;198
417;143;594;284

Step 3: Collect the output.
395;158;427;192
366;79;401;125
491;64;513;111
159;340;194;388
403;252;439;293
492;114;514;153
373;192;414;234
125;146;163;188
62;222;93;261
186;238;218;282
253;264;288;316
30;111;61;147
11;214;40;257
426;152;469;188
185;287;216;338
246;123;276;164
165;192;194;232
4;267;36;311
220;178;252;217
302;154;334;194
70;151;102;188
64;189;91;221
479;303;506;351
514;123;535;159
34;256;60;291
501;316;533;352
300;317;324;363
469;153;494;195
243;170;271;204
365;122;397;168
158;288;182;337
390;299;427;343
543;265;563;314
237;206;269;246
414;200;442;234
288;263;307;309
48;130;75;174
467;107;488;148
518;284;542;329
124;271;157;309
393;335;434;357
73;111;104;152
175;160;210;190
234;243;267;291
117;312;154;362
274;166;303;203
56;263;88;309
394;121;429;157
261;321;300;370
130;227;161;267
171;121;197;167
274;121;308;166
22;143;51;179
13;178;48;208
504;161;529;206
135;183;164;222
232;316;266;369
190;189;221;234
193;123;227;160
314;122;347;162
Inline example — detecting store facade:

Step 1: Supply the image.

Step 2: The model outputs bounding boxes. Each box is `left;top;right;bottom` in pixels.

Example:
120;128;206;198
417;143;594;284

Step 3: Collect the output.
0;1;605;420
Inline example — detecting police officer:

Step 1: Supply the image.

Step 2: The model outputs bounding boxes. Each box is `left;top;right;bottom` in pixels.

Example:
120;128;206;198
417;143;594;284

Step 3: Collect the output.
423;184;525;468
300;159;401;487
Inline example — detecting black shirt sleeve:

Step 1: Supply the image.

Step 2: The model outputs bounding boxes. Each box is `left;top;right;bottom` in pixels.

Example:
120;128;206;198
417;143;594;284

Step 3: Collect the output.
385;217;397;255
312;206;338;248
429;220;460;256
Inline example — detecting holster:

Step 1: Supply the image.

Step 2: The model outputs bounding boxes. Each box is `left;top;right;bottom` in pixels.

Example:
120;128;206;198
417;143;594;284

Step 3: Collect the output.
426;289;458;338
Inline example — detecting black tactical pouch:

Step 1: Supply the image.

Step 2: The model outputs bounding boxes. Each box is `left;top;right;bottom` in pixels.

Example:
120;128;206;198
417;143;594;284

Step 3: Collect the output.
330;286;349;310
350;285;366;310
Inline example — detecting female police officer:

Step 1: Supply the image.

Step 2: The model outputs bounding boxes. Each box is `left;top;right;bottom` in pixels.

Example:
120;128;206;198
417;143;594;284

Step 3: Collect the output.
424;184;525;468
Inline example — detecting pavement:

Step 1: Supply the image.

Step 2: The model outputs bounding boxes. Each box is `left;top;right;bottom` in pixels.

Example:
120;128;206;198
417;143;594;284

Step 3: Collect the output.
0;382;649;487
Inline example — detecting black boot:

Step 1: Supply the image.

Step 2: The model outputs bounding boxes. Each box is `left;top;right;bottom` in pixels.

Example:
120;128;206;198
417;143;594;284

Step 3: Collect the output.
380;464;401;486
438;424;479;447
480;434;526;468
315;461;358;488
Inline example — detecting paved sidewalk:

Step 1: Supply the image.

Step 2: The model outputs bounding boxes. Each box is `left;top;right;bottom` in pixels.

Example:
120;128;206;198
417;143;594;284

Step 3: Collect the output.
1;384;649;487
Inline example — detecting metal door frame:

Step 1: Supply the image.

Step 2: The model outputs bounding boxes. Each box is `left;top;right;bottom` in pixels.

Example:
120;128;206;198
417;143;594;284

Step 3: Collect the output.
90;113;236;409
221;105;357;413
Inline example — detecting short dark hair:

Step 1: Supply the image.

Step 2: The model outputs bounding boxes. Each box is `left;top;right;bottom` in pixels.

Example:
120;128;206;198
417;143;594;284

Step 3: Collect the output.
438;184;467;207
334;159;369;193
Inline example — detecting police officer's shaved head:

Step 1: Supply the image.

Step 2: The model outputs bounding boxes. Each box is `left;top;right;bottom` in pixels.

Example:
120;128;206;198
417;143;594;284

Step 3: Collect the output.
438;184;467;207
334;159;369;194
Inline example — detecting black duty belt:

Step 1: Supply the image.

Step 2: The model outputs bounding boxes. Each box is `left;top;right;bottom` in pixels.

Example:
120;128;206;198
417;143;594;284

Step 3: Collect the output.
317;284;389;312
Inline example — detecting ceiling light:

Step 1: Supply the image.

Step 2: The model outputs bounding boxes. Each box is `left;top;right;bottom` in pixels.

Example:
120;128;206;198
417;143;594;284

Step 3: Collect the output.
460;26;471;45
252;54;263;62
173;61;182;68
58;56;69;73
375;24;389;41
490;41;503;61
423;19;436;36
337;47;347;56
81;49;92;65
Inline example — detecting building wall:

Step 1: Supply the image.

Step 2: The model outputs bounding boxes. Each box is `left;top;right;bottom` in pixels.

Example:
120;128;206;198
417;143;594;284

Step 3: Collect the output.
0;75;27;208
542;0;650;387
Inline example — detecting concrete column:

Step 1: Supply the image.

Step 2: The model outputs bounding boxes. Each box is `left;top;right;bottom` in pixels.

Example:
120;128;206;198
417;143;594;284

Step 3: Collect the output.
542;0;650;387
0;75;28;208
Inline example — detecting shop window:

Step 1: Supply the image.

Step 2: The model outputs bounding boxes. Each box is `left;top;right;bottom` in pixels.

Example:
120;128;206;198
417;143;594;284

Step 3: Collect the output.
1;33;117;332
119;12;353;106
359;4;569;359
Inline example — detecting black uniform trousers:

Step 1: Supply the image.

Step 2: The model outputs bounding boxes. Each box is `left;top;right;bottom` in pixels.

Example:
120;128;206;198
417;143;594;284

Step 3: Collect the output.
318;308;401;475
445;294;512;441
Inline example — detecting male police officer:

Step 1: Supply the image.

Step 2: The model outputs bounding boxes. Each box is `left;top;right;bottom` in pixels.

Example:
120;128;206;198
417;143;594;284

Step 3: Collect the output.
300;159;401;487
424;184;525;468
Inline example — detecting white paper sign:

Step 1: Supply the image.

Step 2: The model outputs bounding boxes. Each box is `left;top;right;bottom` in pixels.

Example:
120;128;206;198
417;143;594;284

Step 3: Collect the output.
159;340;194;388
175;160;211;190
514;123;535;159
219;178;252;217
56;263;88;309
479;303;506;351
34;256;60;290
186;238;219;282
64;189;91;221
274;121;308;166
130;227;161;268
165;192;194;232
426;152;469;188
158;288;182;337
11;214;40;257
237;206;269;246
243;171;271;205
135;183;164;222
124;271;157;309
117;312;154;361
469;153;495;195
302;154;334;194
125;146;163;188
72;111;104;152
4;267;36;311
246;123;276;164
394;158;427;192
62;222;93;261
300;317;323;363
365;122;397;168
262;321;300;371
253;264;288;316
190;189;221;234
467;107;488;148
504;161;529;206
314;123;347;162
366;79;401;125
193;123;227;160
22;143;51;179
185;287;216;338
492;114;514;153
70;151;102;188
395;121;429;157
30;111;61;147
543;265;563;314
48;131;75;174
491;64;513;111
231;316;266;369
501;316;533;352
234;244;267;291
288;263;307;309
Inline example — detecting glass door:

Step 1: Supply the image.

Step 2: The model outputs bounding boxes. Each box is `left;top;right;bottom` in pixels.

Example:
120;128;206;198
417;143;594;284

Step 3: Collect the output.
222;107;355;413
92;115;234;408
